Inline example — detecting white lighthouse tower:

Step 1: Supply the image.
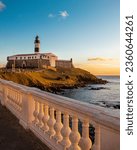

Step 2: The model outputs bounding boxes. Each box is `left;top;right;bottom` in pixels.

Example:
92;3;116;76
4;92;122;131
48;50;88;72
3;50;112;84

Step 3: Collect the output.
34;35;40;53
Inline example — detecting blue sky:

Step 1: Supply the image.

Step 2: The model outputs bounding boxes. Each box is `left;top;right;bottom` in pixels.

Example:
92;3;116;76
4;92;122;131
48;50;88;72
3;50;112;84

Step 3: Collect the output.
0;0;120;74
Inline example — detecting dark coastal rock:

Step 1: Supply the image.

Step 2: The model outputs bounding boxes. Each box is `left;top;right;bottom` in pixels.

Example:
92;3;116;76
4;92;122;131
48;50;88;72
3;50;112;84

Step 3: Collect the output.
46;86;65;94
90;101;120;109
76;75;107;84
113;105;120;109
89;87;110;90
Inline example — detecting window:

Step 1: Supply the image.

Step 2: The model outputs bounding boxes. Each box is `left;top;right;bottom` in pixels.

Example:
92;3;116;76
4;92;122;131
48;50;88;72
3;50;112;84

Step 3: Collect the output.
20;57;22;60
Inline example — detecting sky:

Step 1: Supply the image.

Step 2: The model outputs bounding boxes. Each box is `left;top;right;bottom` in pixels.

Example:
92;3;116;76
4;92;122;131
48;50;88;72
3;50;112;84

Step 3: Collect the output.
0;0;120;75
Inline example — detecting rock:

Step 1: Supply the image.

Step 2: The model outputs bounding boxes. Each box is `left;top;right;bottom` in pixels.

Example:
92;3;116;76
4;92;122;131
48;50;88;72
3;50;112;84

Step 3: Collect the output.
88;87;109;90
113;105;120;109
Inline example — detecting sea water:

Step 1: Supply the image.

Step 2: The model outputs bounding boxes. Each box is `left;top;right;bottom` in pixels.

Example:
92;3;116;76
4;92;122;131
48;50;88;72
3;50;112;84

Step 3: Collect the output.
60;76;120;111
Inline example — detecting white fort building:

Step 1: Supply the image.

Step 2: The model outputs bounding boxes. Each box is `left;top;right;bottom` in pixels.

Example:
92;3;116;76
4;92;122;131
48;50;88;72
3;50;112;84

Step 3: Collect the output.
6;36;73;69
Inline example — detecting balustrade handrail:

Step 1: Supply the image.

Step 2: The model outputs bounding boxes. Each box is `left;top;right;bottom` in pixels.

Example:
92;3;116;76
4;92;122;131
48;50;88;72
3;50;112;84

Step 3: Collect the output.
0;78;119;131
0;78;120;150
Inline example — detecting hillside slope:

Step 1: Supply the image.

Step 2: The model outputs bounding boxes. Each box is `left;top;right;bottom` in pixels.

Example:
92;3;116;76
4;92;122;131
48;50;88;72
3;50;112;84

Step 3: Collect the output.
0;68;107;92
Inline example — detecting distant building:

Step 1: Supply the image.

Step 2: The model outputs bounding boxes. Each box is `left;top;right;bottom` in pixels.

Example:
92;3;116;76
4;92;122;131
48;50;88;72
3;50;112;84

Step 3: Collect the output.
6;36;73;69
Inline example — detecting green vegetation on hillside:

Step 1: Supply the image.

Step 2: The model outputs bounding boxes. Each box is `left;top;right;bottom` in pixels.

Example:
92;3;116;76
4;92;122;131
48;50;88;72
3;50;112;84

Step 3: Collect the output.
0;68;107;93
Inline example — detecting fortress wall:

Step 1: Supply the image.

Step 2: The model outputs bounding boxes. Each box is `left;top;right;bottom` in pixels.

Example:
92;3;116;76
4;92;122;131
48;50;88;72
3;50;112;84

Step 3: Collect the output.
6;59;50;69
55;60;73;69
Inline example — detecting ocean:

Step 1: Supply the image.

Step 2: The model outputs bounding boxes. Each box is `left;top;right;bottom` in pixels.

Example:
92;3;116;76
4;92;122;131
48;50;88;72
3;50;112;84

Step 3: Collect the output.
59;76;120;111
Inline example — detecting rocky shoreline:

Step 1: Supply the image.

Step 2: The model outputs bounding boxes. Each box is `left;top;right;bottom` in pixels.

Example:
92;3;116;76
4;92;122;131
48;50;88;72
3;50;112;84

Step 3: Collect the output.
0;68;108;93
1;68;120;111
42;78;108;94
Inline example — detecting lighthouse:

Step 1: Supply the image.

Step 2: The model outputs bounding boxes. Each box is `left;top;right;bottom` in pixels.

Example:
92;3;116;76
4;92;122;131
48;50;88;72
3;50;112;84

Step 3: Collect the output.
34;35;40;53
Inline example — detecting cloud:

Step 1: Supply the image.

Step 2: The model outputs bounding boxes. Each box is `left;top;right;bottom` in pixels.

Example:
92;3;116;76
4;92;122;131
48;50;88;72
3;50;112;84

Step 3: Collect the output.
48;13;55;18
59;11;69;18
76;63;120;75
0;1;6;11
87;57;119;68
75;58;120;75
88;57;112;61
48;10;69;20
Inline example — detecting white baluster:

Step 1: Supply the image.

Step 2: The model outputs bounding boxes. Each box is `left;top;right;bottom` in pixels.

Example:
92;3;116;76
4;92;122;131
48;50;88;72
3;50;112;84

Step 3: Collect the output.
10;90;12;104
12;91;14;106
10;89;13;105
10;90;13;105
61;113;71;149
37;102;44;128
69;116;81;150
9;89;12;105
15;91;18;110
79;119;92;150
18;92;21;111
33;100;39;125
92;124;100;150
16;92;19;110
19;93;22;111
18;92;20;109
47;107;56;138
7;89;9;103
7;88;9;103
12;90;15;107
54;110;63;143
12;90;14;101
14;91;16;108
42;104;49;132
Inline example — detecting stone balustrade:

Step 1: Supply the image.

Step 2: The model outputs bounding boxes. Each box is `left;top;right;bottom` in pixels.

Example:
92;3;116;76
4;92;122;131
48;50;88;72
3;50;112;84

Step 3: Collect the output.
0;78;120;150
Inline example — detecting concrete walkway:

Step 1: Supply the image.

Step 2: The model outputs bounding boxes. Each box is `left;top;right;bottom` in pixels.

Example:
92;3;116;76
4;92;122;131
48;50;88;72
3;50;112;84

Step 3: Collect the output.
0;104;50;150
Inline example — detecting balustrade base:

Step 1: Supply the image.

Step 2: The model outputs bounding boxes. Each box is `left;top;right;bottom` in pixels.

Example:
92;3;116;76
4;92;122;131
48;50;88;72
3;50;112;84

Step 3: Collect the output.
19;119;30;130
6;103;21;119
30;124;64;150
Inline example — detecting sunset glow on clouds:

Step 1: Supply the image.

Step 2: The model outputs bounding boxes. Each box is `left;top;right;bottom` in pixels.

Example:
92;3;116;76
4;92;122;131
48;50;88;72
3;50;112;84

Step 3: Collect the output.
75;57;120;75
